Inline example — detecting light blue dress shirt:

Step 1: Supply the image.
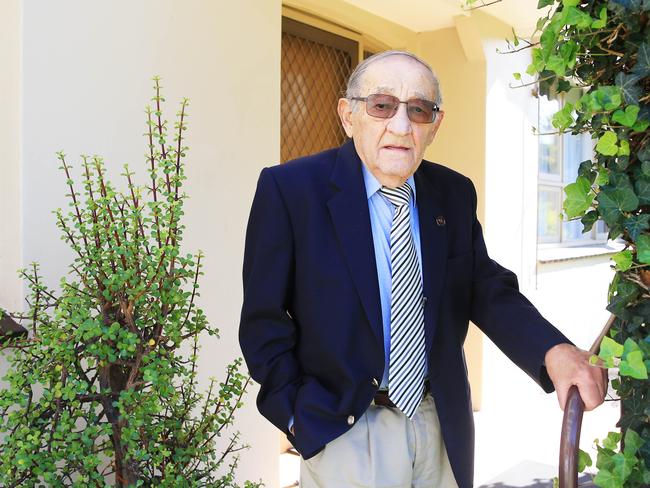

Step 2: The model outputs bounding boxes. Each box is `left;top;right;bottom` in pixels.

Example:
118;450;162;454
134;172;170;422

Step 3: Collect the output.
361;164;425;390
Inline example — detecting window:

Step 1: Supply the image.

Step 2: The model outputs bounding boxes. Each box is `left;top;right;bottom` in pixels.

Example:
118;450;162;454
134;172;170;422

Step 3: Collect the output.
537;90;608;245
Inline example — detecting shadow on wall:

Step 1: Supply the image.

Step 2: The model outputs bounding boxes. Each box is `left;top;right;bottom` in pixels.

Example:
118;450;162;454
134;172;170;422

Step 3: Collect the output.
479;474;596;488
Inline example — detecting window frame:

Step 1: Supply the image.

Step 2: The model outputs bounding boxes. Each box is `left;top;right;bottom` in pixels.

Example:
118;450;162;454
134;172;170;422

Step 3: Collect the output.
537;88;609;248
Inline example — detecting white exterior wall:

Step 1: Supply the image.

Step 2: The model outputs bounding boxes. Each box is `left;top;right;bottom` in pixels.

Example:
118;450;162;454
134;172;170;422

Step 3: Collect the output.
4;1;283;485
0;0;22;314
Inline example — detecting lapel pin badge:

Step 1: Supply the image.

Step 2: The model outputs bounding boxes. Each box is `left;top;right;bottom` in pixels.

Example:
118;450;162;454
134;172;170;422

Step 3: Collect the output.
435;216;446;226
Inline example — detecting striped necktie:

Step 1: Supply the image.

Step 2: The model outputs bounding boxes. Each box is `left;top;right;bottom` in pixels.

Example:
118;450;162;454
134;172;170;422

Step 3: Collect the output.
379;182;426;419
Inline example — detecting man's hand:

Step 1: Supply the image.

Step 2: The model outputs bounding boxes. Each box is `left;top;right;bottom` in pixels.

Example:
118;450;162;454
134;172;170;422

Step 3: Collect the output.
544;343;608;411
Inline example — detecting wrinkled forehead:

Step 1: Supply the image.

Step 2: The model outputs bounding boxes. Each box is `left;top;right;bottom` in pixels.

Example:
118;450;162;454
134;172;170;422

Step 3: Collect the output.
359;55;437;100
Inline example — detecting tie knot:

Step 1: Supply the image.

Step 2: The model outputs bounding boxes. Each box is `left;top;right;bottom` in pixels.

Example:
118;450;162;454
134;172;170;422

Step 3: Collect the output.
379;183;412;208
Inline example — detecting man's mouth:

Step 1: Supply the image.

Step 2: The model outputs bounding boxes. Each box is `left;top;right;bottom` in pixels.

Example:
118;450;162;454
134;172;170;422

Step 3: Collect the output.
382;145;411;151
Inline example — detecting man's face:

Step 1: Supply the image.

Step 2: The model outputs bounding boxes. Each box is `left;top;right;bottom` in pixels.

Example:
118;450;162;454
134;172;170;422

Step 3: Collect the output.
337;55;444;187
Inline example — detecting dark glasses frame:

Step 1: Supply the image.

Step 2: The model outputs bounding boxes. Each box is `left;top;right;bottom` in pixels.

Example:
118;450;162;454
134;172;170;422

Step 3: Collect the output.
349;93;440;124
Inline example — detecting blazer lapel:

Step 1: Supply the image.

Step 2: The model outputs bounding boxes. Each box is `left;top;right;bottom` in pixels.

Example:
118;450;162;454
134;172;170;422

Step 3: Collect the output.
326;140;384;349
414;166;448;358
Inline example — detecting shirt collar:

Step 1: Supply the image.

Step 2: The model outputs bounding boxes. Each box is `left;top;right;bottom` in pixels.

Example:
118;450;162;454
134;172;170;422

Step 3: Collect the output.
360;163;417;202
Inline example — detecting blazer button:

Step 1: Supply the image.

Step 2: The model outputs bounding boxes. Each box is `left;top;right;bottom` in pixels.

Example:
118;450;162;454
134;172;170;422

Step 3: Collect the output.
371;377;379;387
347;415;355;425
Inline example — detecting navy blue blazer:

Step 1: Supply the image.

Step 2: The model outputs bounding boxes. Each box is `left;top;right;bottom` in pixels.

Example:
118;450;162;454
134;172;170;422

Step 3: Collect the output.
239;139;570;488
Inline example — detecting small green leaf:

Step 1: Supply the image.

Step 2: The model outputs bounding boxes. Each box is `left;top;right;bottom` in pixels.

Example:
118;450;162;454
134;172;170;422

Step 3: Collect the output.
611;452;636;481
581;210;598;232
602;431;622;451
547;55;567;76
617;139;630;156
563;176;594;218
612;105;639;127
591;7;607;28
635;177;650;204
616;72;643;105
538;0;556;7
632;42;650;76
578;449;592;472
596;131;619;156
596;187;639;226
553;102;575;130
624;214;650;240
513;72;521;80
637;234;650;264
599;336;624;368
623;429;643;456
620;350;648;379
612;250;632;271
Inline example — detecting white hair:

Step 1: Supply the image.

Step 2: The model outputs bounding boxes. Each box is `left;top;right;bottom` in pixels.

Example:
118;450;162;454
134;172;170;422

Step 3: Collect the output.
345;50;443;106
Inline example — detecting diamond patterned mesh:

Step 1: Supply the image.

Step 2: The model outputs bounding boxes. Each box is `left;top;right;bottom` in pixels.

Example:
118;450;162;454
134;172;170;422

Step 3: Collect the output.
281;31;353;163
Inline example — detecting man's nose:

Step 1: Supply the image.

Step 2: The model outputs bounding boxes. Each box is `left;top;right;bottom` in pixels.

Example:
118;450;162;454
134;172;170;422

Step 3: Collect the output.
386;103;412;135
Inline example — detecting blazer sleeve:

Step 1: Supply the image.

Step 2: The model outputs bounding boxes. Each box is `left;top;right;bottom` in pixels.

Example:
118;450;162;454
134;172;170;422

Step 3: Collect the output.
465;177;572;393
239;167;301;436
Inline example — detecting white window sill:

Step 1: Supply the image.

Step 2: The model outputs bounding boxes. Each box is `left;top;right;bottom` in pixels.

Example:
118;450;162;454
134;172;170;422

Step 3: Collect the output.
537;241;625;264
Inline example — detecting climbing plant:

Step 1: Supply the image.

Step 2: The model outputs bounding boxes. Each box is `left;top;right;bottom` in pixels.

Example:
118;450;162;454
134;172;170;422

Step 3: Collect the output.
466;0;650;485
0;78;260;487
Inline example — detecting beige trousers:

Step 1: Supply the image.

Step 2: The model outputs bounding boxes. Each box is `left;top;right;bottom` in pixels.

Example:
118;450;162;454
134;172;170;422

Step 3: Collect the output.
299;392;459;488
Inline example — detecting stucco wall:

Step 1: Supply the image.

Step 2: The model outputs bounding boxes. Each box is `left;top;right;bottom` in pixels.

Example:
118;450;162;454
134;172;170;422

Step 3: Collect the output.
0;0;22;314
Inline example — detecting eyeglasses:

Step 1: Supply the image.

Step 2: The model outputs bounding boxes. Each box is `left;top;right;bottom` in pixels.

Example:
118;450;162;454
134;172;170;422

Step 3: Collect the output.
349;93;440;124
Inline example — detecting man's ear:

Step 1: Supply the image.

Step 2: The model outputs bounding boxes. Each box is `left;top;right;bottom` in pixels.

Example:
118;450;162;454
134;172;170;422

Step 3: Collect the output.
337;98;354;138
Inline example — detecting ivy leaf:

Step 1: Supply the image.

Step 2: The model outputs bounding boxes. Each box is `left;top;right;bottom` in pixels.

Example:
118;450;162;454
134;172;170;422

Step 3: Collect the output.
591;7;607;28
563;176;594;218
596;168;609;186
616;72;643;105
596;131;619;156
617;139;630;157
632;42;650;76
593;86;622;111
596;187;639;225
612;250;633;271
612;105;639;127
527;48;545;75
552;103;575;130
513;72;521;80
634;177;650;204
602;431;623;451
547;55;567;76
611;452;636;481
599;336;624;368
581;210;599;232
578;449;592;472
578;160;596;183
623;429;643;456
624;214;650;240
538;0;555;7
641;161;650;177
620;350;648;379
565;7;593;28
631;119;650;132
536;16;549;32
593;468;620;488
637;234;650;264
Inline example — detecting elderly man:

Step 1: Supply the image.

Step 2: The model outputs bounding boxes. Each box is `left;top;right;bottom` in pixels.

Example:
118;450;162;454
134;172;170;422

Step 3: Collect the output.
239;50;607;488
